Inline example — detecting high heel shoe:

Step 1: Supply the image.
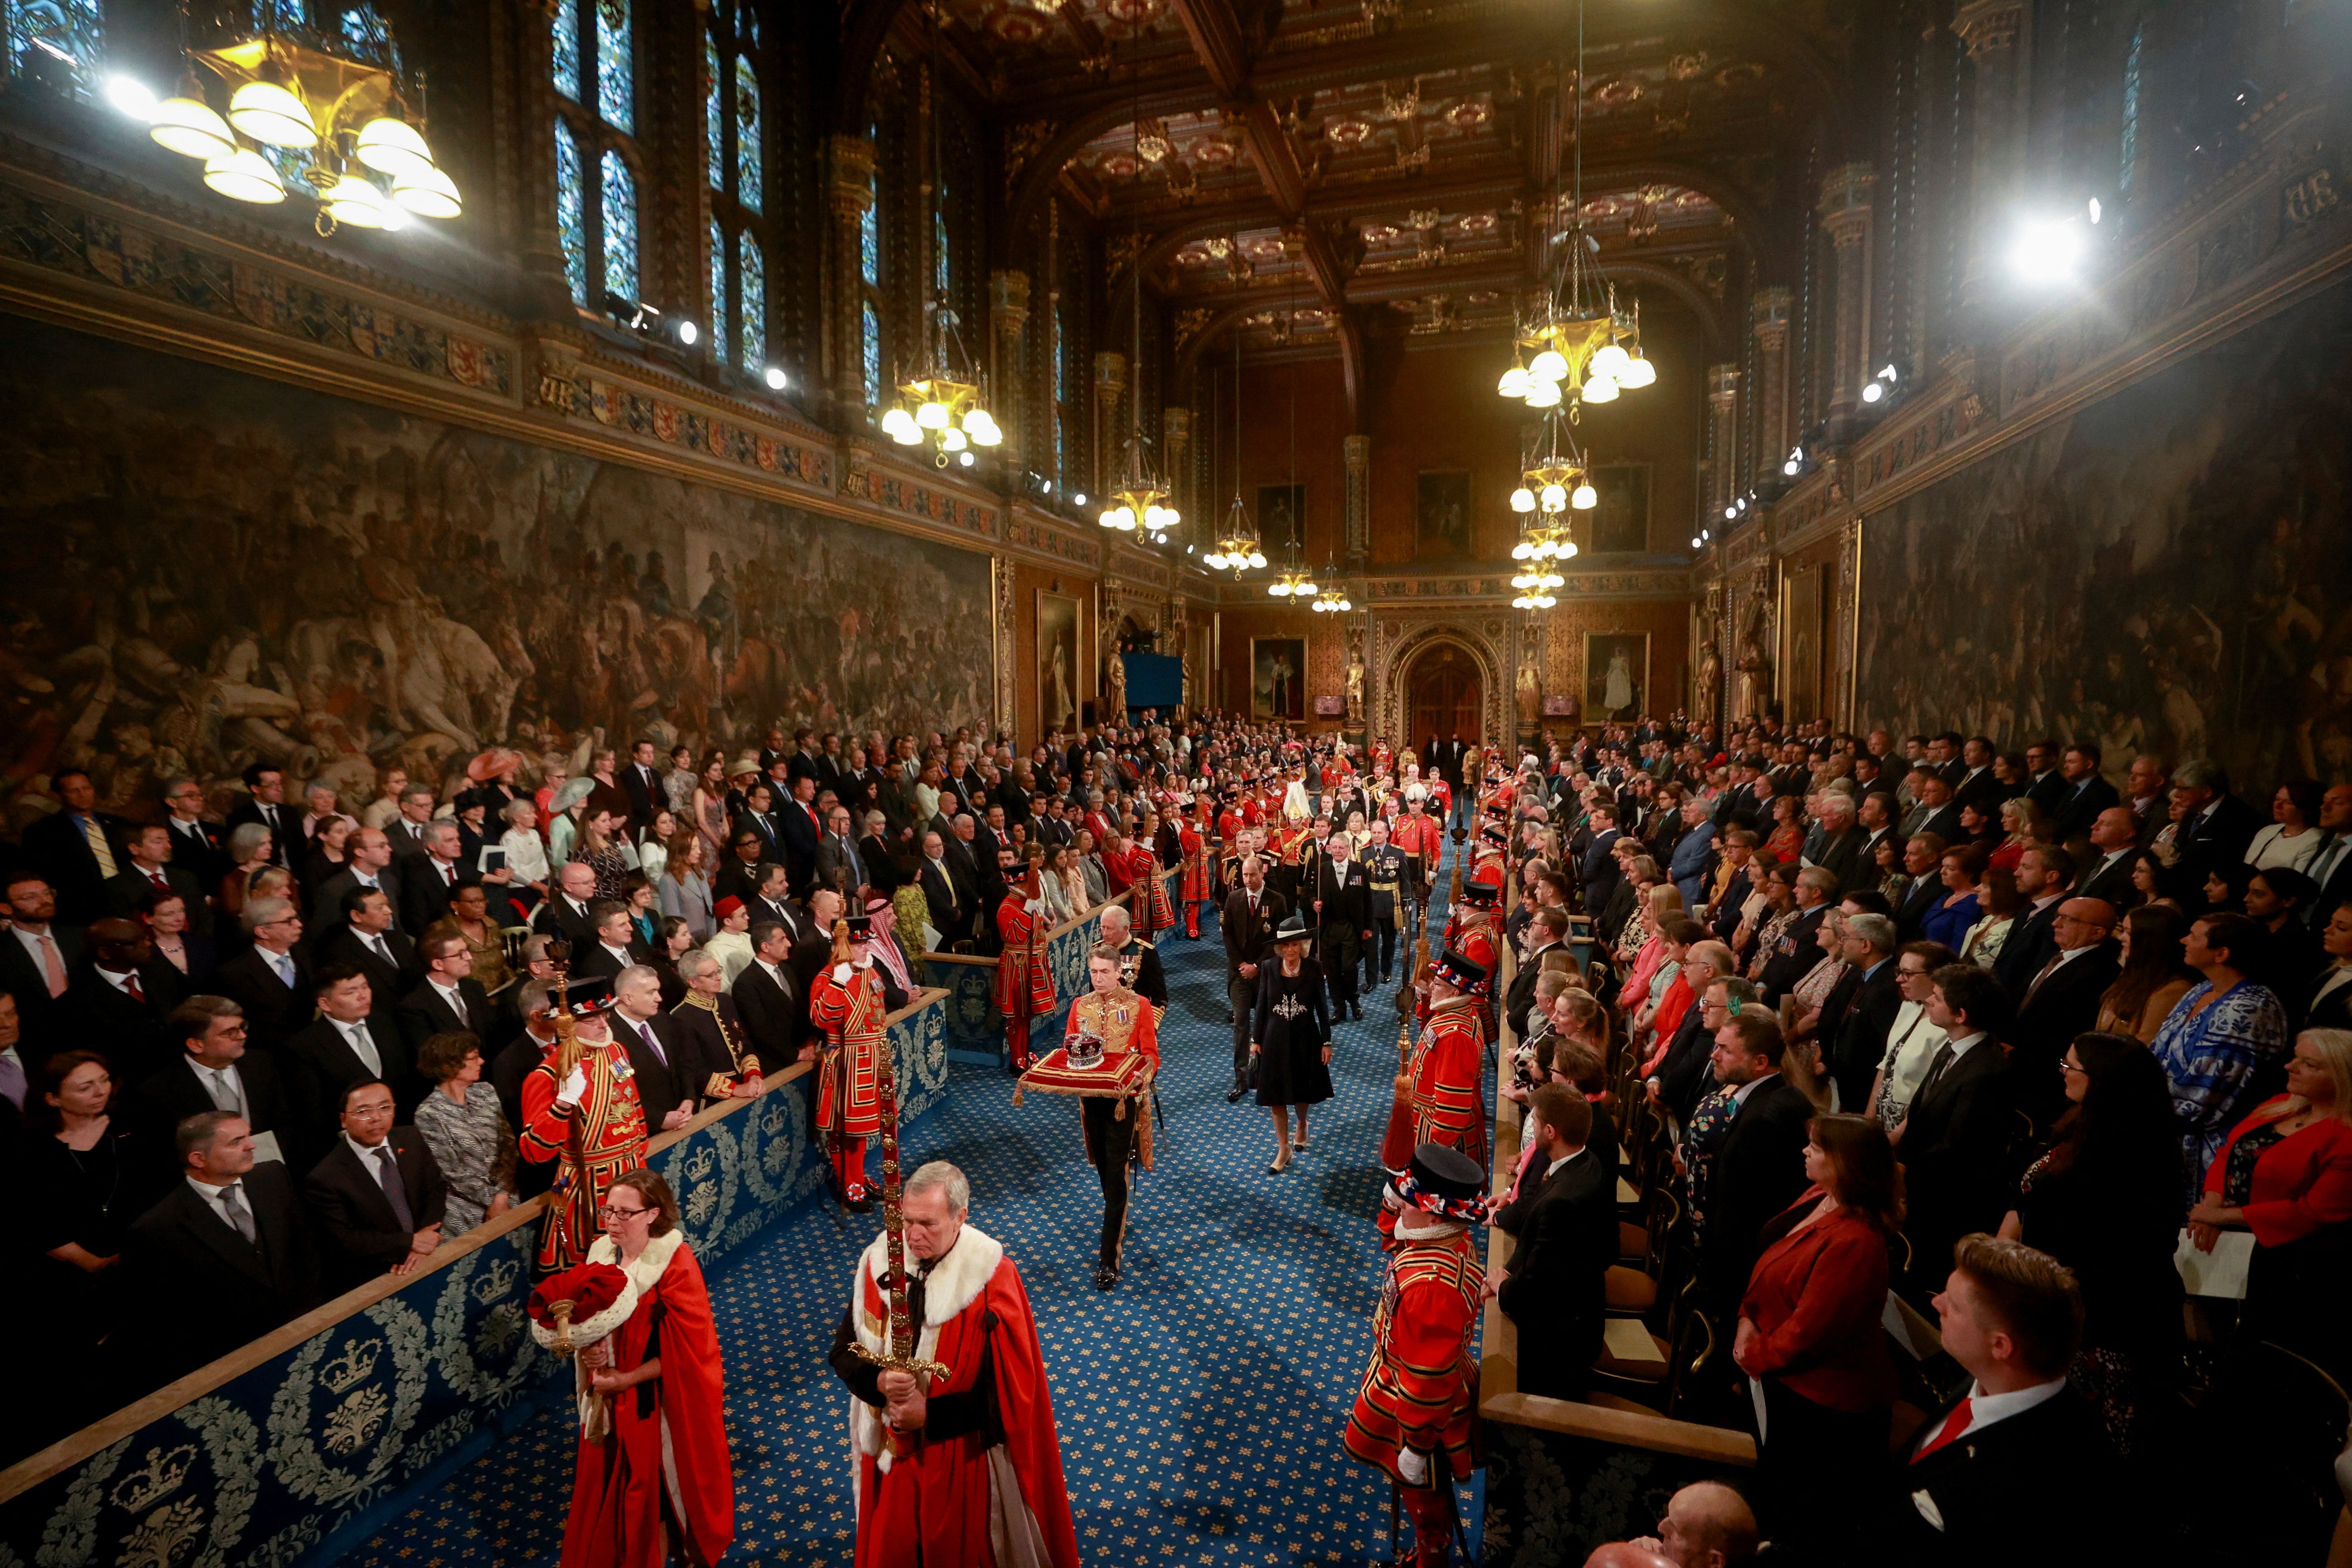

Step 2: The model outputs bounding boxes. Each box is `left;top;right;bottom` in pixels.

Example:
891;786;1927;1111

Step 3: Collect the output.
1268;1151;1292;1174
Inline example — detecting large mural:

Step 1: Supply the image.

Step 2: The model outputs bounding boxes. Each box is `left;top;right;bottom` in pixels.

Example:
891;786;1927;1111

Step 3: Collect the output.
1858;280;2352;790
0;316;993;825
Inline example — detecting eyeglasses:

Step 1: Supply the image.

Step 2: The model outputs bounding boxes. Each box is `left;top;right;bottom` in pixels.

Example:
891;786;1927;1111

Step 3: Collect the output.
598;1204;651;1219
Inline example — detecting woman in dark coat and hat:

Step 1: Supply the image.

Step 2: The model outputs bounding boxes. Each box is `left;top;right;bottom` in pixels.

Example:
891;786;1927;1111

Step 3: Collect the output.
1252;912;1335;1174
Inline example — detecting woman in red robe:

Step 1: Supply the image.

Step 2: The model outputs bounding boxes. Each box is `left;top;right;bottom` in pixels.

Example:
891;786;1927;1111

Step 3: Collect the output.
566;1169;735;1568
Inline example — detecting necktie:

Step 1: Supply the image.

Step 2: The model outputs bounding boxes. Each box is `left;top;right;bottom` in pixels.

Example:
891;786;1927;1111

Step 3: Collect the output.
272;951;296;988
2313;836;2347;888
371;934;393;963
149;869;170;894
123;971;145;1004
2024;952;2065;1004
81;817;118;878
441;862;455;887
638;1020;668;1066
0;1050;23;1109
373;1145;414;1231
208;1065;243;1115
346;1022;382;1075
37;934;66;998
1911;1396;1975;1463
1914;1041;1958;1102
219;1181;259;1246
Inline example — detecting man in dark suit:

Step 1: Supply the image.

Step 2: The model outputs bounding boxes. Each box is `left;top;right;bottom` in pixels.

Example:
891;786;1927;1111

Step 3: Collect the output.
1579;806;1624;915
2166;760;2266;882
731;782;785;866
398;821;475;936
1507;906;1570;1040
621;738;665;832
319;888;419;1001
571;902;655;985
610;964;698;1130
159;775;230;888
743;863;801;939
2302;783;2352;926
1758;869;1836;1003
916;830;978;947
1992;845;2073;998
1886;1234;2116;1564
287;965;416;1127
383;785;441;862
399;929;496;1047
1898;965;2018;1298
61;919;179;1085
1493;1086;1617;1400
223;762;294;867
309;827;402;937
1892;834;1948;943
1306;831;1373;1021
814;804;869;897
2075;808;2143;913
1701;1012;1816;1322
2005;898;2122;1126
2050;744;2121;842
303;1078;448;1292
533;861;604;947
710;831;769;910
2020;741;2068;823
211;897;311;1061
103;823;207;932
1949;736;2003;811
1809;794;1870;900
1904;771;1966;847
778;774;825;897
1827;912;1904;1110
123;1109;320;1383
21;766;131;923
126;994;300;1203
1220;852;1286;1101
732;920;805;1068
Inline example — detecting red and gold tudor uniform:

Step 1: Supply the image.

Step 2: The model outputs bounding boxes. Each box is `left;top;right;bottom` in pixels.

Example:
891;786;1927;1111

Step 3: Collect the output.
1424;869;1502;1029
521;986;650;1273
1345;1142;1489;1568
810;944;910;1204
1384;947;1491;1249
1177;810;1212;938
994;874;1059;1072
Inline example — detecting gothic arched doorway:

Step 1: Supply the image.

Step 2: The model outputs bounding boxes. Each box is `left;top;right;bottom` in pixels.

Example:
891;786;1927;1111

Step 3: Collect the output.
1405;643;1482;758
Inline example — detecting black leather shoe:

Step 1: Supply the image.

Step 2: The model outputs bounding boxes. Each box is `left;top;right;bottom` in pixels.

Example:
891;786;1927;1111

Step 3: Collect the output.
1226;1086;1246;1103
1094;1265;1119;1290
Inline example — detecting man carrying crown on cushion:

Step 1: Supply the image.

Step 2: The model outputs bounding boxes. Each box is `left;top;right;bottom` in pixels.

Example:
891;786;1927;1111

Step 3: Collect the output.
1345;1140;1489;1567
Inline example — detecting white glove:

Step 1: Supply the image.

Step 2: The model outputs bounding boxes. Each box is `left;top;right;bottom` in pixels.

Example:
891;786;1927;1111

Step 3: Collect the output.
832;962;852;984
1395;1446;1430;1486
555;1064;588;1107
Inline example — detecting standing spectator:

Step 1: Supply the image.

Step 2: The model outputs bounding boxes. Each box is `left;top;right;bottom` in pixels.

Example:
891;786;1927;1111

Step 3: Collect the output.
1896;965;2019;1296
214;822;278;927
2006;899;2123;1125
1992;845;2073;998
22;1050;133;1439
2001;1034;2185;1456
1700;1011;1816;1323
567;809;638;904
659;831;716;940
288;965;412;1129
124;995;297;1200
1958;866;2021;969
2303;905;2352;1031
2187;1028;2352;1378
211;897;310;1061
2245;780;2325;873
1919;848;1984;952
2094;903;2196;1041
19;768;126;925
160;775;229;888
411;1032;516;1235
1733;1114;1901;1562
1493;1085;1616;1400
2078;807;2145;910
2149;912;2291;1198
303;1079;448;1292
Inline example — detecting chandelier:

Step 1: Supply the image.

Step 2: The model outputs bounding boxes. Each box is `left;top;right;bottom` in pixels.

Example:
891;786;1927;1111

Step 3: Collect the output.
1265;551;1317;599
1310;565;1354;614
1097;438;1178;534
880;296;1002;466
1510;414;1598;518
107;6;460;235
1496;0;1656;416
1202;331;1265;576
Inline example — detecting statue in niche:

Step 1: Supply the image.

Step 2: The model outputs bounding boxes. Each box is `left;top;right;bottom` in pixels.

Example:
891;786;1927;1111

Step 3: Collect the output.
1105;641;1127;720
1734;578;1775;721
1516;652;1541;730
1345;629;1366;720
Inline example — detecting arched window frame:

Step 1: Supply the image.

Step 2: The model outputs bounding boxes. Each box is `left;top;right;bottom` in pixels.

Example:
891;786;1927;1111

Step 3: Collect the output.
551;0;644;311
705;0;772;376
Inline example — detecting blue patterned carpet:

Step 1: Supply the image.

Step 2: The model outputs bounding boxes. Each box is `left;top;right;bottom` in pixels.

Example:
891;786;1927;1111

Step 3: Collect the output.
340;856;1481;1567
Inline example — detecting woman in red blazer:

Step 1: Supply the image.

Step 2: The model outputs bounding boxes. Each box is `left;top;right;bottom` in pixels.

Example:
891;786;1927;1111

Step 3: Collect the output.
2190;1028;2352;1369
1733;1112;1901;1564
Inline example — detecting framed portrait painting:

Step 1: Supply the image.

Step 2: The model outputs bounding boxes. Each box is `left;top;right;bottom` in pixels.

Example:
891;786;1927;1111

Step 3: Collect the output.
1257;484;1305;556
1036;590;1082;737
1416;472;1473;557
1250;636;1308;721
1586;464;1651;554
1585;632;1650;721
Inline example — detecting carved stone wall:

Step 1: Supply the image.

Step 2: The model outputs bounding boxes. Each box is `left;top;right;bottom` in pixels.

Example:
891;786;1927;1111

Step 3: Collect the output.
1373;614;1512;746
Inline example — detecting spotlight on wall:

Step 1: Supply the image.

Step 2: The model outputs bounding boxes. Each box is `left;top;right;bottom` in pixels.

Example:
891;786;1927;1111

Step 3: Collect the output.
1690;536;1703;549
1860;363;1900;404
104;73;157;119
1073;493;1088;507
763;367;787;390
2009;214;2087;285
677;319;699;346
1724;504;1738;521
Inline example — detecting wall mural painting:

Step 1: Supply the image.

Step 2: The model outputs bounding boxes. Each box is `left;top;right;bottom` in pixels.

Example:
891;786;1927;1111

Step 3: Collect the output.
1586;463;1650;554
1858;282;2352;791
1250;636;1306;721
1257;483;1305;557
1415;471;1473;557
0;316;993;832
1586;632;1649;722
1782;562;1826;725
1036;590;1082;735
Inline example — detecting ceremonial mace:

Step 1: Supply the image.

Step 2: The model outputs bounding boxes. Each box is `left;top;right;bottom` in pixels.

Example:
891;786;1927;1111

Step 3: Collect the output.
846;925;947;1447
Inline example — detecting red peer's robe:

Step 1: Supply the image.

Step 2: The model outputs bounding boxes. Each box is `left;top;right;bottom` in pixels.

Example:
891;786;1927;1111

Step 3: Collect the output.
847;1226;1080;1568
562;1232;734;1568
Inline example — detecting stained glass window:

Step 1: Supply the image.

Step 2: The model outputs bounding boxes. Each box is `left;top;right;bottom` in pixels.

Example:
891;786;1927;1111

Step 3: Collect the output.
600;150;637;303
734;57;762;215
860;196;879;287
863;302;883;409
556;121;589;304
2119;19;2144;198
704;32;724;190
337;3;393;65
738;231;766;372
551;0;579;100
709;217;728;345
594;0;632;135
7;0;103;99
